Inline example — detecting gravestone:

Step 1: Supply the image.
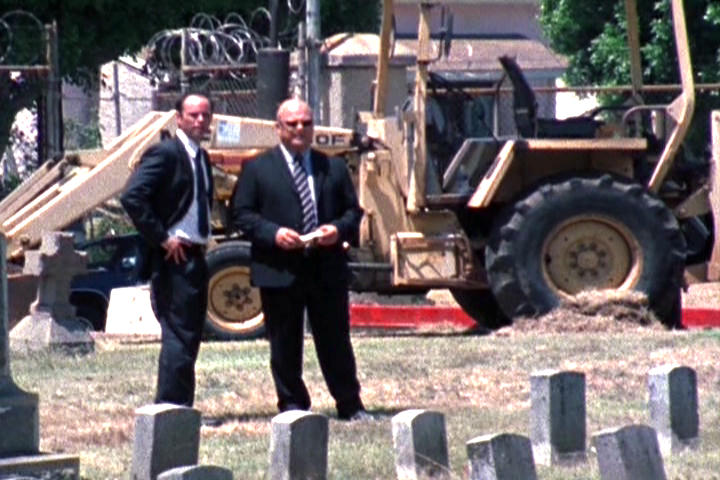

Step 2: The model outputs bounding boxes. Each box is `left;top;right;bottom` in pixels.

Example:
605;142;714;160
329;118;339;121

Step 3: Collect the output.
530;369;586;465
131;403;201;480
466;432;537;480
10;232;93;353
0;234;40;456
592;424;666;480
268;410;328;480
0;234;80;478
157;465;233;480
392;409;450;479
648;364;699;456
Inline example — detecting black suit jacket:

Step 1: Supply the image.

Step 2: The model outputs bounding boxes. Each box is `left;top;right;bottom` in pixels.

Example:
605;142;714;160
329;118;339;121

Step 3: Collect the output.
231;146;362;288
120;137;214;278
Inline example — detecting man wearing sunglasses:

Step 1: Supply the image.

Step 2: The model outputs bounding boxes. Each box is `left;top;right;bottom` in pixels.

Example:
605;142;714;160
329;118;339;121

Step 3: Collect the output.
231;97;371;421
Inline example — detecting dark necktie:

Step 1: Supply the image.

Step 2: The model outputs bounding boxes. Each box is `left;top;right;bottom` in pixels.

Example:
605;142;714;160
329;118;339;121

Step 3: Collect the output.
292;154;318;234
194;149;210;237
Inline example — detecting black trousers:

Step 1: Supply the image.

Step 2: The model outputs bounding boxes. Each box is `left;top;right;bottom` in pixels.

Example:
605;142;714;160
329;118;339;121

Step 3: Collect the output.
260;279;363;418
150;247;208;406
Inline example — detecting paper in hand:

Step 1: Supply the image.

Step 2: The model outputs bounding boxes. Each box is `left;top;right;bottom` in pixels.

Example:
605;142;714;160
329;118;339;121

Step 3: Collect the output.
299;230;323;246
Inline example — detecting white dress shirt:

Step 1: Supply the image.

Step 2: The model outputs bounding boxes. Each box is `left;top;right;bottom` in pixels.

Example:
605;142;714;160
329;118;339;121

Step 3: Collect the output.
167;129;211;244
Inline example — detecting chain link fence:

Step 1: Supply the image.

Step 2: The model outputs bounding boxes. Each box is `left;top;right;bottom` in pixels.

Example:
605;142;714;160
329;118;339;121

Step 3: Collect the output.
146;10;298;117
0;10;49;187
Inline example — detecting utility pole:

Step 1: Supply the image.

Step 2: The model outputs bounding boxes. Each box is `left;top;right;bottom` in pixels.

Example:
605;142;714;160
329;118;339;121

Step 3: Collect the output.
44;21;63;162
113;61;122;135
306;0;321;121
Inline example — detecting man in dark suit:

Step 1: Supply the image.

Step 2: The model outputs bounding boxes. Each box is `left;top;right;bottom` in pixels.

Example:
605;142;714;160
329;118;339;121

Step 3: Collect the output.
120;92;214;407
232;98;370;420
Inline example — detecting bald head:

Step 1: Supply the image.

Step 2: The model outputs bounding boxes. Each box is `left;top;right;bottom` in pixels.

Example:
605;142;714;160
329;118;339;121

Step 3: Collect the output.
276;98;312;123
275;98;314;154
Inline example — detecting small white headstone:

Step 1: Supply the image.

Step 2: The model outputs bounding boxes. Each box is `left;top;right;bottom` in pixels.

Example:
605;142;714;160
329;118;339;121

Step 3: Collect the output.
268;410;328;480
131;403;201;480
392;409;450;480
593;424;666;480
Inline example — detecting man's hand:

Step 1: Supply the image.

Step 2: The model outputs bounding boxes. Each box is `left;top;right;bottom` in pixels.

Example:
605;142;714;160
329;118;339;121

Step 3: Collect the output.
275;227;305;250
315;224;338;246
162;236;189;264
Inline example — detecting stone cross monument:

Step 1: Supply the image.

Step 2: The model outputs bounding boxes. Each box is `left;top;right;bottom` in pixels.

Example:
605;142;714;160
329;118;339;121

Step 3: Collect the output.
10;231;93;352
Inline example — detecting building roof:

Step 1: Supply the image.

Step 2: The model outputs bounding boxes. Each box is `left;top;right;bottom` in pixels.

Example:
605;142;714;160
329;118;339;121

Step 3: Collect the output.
399;37;566;79
323;33;567;83
322;33;416;67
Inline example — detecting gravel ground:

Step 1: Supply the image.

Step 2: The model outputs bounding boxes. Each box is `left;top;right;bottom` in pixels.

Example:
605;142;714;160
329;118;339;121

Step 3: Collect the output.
682;282;720;309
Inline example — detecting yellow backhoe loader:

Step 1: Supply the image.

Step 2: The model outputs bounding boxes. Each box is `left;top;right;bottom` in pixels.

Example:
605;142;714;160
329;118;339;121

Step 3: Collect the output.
2;0;718;338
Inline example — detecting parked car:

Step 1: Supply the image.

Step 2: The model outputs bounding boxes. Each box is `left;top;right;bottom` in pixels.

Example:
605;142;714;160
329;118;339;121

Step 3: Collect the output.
70;234;146;330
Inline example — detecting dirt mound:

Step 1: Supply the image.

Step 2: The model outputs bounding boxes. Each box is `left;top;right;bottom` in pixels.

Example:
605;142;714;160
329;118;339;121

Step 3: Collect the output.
349;291;433;306
499;289;664;335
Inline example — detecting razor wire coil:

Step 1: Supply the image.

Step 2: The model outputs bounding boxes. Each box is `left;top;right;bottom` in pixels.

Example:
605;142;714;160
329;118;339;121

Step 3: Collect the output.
144;8;300;86
0;10;45;66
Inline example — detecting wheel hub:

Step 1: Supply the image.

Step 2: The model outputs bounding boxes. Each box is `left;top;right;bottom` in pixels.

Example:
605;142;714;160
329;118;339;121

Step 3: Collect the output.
208;266;263;333
221;283;255;311
544;218;637;295
571;242;607;274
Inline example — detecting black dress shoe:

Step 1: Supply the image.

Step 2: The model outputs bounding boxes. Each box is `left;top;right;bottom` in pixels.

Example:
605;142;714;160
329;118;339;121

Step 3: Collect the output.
281;404;308;413
342;409;376;422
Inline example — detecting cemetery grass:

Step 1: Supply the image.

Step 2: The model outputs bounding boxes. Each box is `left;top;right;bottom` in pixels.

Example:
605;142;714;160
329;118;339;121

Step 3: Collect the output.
9;328;720;479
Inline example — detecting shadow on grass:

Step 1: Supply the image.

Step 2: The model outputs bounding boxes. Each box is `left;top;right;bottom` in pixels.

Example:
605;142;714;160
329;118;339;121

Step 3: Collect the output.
201;406;419;427
351;325;494;338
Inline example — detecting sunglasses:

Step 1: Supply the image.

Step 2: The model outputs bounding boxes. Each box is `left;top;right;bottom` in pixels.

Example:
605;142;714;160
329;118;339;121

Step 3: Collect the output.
281;120;313;129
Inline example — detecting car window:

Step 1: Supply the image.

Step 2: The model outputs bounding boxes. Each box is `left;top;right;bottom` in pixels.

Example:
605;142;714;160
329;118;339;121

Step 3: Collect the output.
85;242;119;270
81;237;140;272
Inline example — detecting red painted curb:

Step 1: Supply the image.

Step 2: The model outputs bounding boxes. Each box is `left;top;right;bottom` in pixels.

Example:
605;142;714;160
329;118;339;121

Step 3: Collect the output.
682;308;720;329
350;305;477;330
350;305;720;330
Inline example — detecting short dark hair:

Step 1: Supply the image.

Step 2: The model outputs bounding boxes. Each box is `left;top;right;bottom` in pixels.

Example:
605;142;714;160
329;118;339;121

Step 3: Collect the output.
175;91;214;113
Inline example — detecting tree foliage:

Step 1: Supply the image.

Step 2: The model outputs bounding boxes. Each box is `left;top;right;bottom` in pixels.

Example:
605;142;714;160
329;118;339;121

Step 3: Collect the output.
0;0;379;82
539;0;720;158
0;0;380;162
540;0;720;87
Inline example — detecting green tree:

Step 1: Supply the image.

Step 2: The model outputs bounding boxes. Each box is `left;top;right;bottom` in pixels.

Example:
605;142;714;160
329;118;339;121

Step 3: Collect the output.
320;0;380;36
0;0;380;161
539;0;720;158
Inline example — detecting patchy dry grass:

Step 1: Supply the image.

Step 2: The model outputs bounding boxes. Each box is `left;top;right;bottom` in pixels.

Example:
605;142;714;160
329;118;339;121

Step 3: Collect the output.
8;322;720;479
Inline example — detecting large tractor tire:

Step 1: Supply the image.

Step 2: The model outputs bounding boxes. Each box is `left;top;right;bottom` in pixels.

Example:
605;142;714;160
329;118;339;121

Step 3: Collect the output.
205;241;265;340
449;288;509;329
485;175;686;327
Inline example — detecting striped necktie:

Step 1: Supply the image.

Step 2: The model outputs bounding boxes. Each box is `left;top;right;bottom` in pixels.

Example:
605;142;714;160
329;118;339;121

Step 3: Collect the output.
292;153;318;233
194;149;210;237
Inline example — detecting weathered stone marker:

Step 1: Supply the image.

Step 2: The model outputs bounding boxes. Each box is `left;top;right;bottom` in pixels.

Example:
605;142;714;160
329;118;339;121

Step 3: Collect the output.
0;234;80;478
131;403;201;480
268;410;328;480
648;364;699;456
592;424;666;480
392;409;450;479
157;465;233;480
466;432;537;480
0;234;40;456
10;232;93;353
530;370;586;465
